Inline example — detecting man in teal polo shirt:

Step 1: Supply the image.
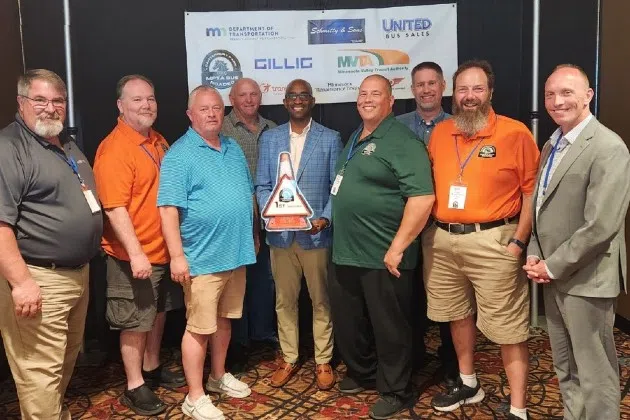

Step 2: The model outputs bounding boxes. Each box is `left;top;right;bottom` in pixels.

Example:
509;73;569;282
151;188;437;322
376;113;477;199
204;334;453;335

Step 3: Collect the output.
158;85;258;420
330;74;435;420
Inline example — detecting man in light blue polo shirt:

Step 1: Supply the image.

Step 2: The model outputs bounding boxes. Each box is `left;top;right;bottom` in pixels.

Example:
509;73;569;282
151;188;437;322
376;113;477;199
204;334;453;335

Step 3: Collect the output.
158;85;258;420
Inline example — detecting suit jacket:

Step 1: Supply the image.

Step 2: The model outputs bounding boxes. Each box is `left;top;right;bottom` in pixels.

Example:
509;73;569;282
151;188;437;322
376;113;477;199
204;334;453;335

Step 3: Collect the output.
255;121;342;249
528;117;630;298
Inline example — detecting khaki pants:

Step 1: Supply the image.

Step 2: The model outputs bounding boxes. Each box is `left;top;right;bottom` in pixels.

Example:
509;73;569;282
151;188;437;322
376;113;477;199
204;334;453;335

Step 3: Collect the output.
0;264;89;420
270;243;333;364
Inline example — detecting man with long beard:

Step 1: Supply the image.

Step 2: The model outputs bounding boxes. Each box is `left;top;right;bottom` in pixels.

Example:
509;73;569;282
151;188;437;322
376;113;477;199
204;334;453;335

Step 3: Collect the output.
422;60;539;420
0;69;103;419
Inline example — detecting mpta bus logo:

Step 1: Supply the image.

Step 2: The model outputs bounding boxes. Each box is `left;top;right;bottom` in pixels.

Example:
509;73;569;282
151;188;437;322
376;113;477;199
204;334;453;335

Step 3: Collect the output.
308;19;366;45
382;18;432;39
201;50;243;90
254;57;313;70
206;27;226;37
337;49;409;74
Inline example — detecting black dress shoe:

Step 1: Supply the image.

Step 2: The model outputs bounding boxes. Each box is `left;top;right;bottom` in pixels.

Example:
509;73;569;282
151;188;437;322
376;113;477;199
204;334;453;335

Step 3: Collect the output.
142;365;187;390
369;394;415;419
120;384;166;416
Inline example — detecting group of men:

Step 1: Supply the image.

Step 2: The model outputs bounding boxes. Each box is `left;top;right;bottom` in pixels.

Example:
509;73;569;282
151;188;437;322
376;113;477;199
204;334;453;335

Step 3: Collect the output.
0;57;627;420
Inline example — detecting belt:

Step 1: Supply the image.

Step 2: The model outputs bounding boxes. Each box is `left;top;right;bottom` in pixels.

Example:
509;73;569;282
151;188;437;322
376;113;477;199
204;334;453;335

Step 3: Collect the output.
435;215;519;235
24;258;87;270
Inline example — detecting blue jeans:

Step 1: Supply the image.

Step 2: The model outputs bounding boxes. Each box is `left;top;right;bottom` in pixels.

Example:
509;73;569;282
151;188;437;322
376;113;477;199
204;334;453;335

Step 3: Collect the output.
231;239;277;345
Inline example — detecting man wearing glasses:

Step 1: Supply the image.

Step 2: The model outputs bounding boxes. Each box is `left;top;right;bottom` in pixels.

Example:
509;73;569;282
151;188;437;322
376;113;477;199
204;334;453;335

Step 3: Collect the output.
255;79;342;389
0;69;103;419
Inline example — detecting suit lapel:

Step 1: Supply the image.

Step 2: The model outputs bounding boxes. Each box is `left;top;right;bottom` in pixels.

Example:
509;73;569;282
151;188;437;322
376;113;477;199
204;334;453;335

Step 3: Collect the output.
540;119;597;207
296;123;322;182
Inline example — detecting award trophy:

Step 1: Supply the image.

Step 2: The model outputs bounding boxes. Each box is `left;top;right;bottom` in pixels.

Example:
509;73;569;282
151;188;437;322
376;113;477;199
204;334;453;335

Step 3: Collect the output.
261;152;314;231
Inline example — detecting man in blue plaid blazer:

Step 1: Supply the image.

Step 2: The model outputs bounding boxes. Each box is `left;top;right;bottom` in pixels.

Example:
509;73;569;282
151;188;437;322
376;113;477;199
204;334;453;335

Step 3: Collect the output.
255;79;342;390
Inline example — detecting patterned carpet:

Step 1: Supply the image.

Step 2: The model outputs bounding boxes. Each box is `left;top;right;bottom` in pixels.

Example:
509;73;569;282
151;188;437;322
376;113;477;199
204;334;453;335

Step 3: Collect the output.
1;326;629;419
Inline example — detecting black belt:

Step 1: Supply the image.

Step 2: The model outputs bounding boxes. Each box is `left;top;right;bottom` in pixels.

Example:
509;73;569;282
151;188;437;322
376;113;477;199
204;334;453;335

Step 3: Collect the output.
24;258;86;270
435;215;519;235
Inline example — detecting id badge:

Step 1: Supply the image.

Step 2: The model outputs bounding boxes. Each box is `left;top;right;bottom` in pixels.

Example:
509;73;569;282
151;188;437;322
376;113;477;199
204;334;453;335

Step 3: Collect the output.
83;190;101;213
331;174;343;196
448;182;467;209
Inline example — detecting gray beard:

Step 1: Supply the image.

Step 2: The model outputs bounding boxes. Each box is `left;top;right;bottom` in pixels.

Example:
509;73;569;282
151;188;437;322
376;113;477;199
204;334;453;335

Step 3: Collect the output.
453;111;488;138
33;118;64;138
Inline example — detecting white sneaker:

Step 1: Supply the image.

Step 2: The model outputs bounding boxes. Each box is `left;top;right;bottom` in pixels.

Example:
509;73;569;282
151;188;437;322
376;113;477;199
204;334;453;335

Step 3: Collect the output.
181;394;225;420
205;372;252;398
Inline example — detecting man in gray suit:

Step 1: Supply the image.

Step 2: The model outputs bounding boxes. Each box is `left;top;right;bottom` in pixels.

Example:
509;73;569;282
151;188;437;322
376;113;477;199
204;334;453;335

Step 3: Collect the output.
525;64;630;419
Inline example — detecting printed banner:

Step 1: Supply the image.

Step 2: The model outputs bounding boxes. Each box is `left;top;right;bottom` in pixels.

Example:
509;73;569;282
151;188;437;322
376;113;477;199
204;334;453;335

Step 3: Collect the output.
185;4;458;105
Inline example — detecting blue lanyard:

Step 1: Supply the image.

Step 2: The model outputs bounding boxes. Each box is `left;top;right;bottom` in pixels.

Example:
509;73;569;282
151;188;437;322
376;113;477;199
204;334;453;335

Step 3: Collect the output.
340;129;367;174
542;132;563;194
54;149;85;185
140;144;161;169
454;136;485;180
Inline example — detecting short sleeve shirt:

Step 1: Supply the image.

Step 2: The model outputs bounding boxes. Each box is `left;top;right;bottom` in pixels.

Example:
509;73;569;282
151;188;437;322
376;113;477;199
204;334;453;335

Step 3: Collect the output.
93;117;170;264
157;128;255;275
0;115;103;266
428;109;540;223
332;114;434;270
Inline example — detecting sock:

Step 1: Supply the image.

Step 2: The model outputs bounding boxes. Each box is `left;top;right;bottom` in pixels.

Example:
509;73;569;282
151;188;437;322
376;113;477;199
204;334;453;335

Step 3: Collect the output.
510;406;527;419
459;372;477;388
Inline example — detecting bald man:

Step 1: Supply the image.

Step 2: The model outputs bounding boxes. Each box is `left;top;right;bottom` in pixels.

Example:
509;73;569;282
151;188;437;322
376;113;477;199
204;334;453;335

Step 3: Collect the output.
329;75;435;419
159;86;257;419
221;78;278;371
525;64;630;419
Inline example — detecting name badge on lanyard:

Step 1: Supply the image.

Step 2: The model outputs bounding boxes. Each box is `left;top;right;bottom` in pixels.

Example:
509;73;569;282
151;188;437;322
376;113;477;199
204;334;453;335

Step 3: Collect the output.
332;129;364;196
64;153;101;214
449;136;485;210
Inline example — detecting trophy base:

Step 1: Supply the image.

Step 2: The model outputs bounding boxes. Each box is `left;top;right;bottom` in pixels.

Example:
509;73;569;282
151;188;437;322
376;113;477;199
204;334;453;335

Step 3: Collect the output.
266;216;311;231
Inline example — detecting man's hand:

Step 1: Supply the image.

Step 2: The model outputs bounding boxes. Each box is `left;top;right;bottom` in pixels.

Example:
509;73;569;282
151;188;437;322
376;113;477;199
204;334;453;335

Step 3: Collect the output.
506;242;523;258
12;278;42;318
384;248;403;278
129;252;152;279
170;255;191;284
523;260;551;284
307;218;328;235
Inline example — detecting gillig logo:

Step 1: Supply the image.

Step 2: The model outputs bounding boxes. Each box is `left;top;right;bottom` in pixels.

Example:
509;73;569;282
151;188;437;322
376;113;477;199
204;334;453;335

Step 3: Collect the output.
337;49;410;68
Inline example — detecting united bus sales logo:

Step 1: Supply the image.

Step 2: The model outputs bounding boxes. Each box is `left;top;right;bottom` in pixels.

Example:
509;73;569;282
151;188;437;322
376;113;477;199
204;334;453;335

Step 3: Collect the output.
382;18;432;39
201;50;243;90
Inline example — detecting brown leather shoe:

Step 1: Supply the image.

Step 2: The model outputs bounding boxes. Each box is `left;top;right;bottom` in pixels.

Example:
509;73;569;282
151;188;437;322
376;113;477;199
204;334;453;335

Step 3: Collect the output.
316;363;335;390
270;362;300;387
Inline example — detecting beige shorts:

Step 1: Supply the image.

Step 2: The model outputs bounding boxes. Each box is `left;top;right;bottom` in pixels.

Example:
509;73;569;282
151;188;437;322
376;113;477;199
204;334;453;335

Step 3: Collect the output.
183;266;246;335
422;223;530;344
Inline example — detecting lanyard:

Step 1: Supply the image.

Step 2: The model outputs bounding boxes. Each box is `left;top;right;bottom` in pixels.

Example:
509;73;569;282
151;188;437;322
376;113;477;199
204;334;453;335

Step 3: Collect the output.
454;135;485;181
542;132;563;194
339;128;368;174
53;149;85;186
140;143;162;169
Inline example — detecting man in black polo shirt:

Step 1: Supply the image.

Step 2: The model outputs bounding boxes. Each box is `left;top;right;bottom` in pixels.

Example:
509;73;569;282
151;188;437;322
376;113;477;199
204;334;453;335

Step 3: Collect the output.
330;74;435;419
0;69;102;420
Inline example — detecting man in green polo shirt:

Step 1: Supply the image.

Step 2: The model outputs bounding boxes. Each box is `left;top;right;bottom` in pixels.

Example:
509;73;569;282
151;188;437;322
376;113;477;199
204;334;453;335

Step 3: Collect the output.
329;74;435;419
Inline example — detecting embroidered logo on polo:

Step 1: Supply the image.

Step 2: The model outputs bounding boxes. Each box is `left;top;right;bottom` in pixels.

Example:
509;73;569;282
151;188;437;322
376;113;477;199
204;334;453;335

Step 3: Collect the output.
478;145;496;158
362;143;376;156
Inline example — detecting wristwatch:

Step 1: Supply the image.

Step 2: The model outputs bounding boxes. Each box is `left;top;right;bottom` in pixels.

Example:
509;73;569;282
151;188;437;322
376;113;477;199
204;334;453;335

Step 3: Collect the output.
508;238;527;251
320;218;330;229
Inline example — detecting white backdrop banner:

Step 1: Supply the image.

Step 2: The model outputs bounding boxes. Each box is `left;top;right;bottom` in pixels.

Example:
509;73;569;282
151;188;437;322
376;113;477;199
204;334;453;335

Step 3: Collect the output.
185;4;458;105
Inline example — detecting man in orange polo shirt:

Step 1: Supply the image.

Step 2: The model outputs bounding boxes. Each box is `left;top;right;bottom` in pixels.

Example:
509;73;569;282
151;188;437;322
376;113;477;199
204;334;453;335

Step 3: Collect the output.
423;60;539;420
94;75;185;416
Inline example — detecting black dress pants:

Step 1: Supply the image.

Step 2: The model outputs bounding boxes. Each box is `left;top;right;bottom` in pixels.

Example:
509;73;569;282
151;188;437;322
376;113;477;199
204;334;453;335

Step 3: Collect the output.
330;264;413;399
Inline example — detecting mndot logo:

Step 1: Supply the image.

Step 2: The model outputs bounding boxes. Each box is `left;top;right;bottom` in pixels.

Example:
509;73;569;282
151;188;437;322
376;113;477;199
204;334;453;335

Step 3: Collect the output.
201;50;243;90
337;49;409;74
382;18;432;39
206;27;226;37
308;19;366;45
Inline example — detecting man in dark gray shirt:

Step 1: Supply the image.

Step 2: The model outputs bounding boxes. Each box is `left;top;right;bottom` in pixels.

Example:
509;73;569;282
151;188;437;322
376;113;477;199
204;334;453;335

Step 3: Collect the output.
0;69;102;420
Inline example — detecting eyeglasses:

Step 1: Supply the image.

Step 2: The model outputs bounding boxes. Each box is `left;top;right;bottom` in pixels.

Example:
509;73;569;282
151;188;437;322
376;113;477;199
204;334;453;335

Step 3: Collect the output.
285;93;312;101
19;95;67;109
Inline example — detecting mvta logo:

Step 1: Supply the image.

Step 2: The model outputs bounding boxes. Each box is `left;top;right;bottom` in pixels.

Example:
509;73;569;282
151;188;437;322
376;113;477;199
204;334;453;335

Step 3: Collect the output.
337;49;410;71
206;27;227;37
